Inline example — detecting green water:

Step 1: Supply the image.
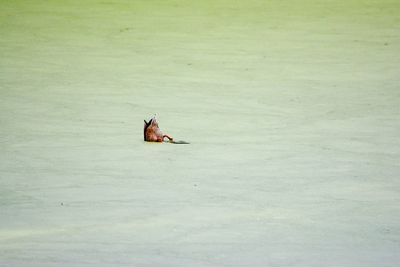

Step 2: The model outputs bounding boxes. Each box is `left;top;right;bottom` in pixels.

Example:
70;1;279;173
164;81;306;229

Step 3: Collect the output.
1;1;399;266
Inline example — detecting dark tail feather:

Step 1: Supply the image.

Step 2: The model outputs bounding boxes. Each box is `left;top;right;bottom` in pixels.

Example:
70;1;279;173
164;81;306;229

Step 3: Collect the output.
144;119;151;141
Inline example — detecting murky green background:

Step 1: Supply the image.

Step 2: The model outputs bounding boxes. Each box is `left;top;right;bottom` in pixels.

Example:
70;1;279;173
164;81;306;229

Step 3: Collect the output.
1;1;399;266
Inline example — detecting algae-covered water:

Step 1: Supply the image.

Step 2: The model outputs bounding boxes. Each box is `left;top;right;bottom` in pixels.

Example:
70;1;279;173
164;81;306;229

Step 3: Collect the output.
1;1;400;266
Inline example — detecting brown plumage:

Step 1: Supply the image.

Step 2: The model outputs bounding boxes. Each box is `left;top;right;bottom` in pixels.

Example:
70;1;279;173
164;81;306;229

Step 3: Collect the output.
144;117;173;142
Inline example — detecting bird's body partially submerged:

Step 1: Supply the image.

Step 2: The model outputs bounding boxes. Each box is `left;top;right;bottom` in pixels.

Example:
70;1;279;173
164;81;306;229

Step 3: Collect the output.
144;116;173;142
